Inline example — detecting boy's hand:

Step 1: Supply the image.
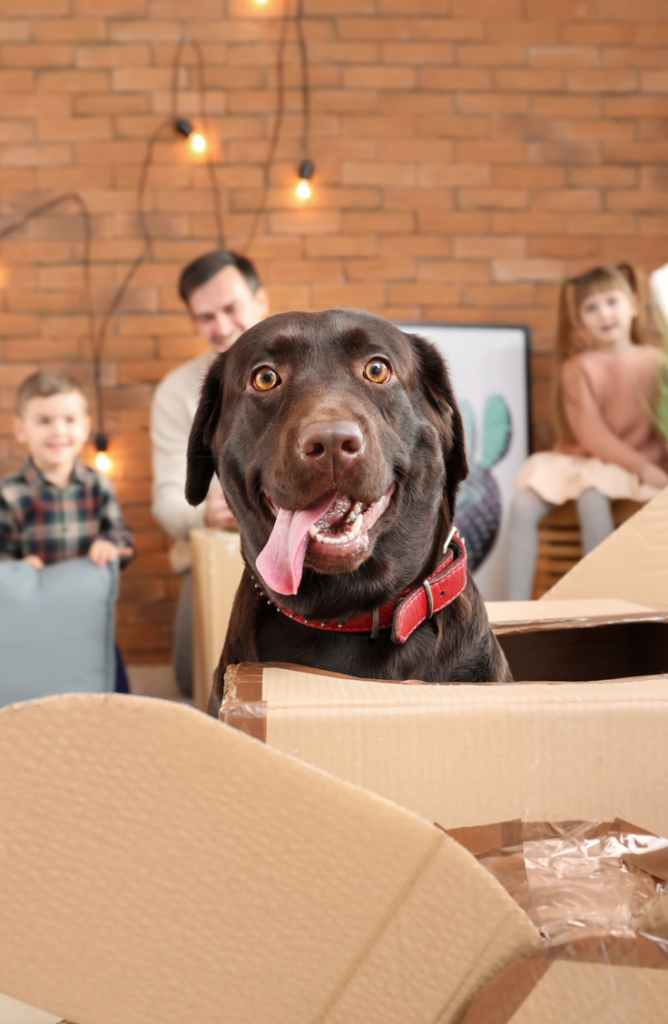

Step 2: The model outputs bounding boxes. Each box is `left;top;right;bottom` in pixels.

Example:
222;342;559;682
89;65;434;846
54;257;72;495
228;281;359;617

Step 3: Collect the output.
23;555;44;570
89;539;132;567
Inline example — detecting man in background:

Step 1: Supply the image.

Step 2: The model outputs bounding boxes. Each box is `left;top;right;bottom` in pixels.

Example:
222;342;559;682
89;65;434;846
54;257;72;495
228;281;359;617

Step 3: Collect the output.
151;250;268;696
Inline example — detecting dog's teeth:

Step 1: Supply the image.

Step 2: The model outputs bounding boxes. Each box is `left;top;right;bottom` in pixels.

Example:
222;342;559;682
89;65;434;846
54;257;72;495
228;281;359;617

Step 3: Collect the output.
309;525;318;538
350;515;363;535
347;511;357;522
353;502;362;514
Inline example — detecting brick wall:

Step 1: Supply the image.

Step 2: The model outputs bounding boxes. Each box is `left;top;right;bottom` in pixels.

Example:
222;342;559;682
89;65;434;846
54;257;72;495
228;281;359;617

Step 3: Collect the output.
1;0;666;662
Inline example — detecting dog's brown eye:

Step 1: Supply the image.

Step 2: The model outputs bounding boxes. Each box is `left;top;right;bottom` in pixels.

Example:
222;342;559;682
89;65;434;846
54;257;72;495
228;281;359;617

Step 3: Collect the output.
253;367;280;392
364;359;390;384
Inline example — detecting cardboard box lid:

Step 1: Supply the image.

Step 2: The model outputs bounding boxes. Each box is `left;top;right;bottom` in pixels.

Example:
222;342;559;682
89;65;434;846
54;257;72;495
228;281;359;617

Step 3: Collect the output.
485;599;658;632
541;486;668;606
0;693;537;1024
222;664;668;836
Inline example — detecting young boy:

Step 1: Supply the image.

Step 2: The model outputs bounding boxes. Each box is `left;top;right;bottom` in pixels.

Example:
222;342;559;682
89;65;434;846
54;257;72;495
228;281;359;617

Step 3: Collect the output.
0;370;134;569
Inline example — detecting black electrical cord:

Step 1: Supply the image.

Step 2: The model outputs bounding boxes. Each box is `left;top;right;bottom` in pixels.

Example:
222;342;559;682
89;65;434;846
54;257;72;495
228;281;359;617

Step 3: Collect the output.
171;36;225;247
0;193;100;428
93;117;175;419
244;0;292;251
294;0;311;166
94;37;226;438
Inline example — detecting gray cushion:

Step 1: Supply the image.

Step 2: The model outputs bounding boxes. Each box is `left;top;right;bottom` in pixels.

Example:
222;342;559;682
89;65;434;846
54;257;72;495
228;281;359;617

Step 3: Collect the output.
0;558;118;707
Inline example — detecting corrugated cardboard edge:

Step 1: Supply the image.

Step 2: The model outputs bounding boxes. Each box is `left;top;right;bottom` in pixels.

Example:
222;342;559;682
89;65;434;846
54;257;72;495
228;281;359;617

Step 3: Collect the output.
461;931;668;1024
541;486;668;606
491;610;668;636
0;693;539;1024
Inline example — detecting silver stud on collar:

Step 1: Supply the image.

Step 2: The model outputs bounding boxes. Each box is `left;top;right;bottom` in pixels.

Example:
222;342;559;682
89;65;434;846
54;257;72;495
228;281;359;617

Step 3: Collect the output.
422;579;434;619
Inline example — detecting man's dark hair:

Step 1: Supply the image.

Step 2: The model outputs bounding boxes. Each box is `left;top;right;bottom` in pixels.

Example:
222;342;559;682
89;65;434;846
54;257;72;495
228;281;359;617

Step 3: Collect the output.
178;250;262;306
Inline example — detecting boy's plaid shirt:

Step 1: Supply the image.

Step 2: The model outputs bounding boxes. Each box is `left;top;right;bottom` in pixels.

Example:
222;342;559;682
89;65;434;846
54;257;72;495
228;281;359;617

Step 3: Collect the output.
0;459;134;565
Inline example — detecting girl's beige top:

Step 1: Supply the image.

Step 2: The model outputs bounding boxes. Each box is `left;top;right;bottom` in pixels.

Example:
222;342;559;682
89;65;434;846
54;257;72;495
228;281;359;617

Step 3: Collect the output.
516;346;666;505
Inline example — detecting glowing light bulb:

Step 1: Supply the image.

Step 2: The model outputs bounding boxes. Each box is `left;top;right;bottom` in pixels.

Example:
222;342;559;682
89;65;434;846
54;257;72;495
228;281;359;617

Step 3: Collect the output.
95;451;112;474
190;132;207;154
296;179;311;200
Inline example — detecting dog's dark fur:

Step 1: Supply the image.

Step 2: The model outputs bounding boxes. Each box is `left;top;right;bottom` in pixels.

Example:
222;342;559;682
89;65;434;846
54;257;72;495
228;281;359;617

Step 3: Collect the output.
186;309;511;716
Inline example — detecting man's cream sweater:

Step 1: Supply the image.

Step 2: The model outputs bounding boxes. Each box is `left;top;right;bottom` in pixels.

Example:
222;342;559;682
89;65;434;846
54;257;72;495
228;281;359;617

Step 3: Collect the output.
151;351;216;572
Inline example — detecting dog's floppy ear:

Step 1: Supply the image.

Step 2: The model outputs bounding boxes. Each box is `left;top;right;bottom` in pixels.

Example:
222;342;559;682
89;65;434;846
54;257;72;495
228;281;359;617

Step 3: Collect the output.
407;332;469;519
186;354;226;506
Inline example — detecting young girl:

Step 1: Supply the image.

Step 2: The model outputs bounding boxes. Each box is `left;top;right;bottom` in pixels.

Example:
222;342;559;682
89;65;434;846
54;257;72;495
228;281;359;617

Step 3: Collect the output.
508;263;668;600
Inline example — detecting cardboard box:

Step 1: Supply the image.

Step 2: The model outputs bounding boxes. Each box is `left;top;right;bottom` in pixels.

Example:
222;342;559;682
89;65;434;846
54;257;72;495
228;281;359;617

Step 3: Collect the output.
486;599;668;682
2;689;667;1024
540;484;668;607
190;528;244;711
0;692;538;1024
221;663;668;833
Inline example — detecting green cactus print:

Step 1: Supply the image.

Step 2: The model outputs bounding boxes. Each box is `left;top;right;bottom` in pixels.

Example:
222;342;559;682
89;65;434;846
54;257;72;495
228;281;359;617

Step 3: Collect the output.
454;395;512;571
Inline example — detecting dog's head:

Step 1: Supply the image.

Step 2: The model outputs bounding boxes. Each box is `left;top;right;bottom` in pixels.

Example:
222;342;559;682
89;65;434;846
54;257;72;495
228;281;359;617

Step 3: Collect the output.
186;309;467;617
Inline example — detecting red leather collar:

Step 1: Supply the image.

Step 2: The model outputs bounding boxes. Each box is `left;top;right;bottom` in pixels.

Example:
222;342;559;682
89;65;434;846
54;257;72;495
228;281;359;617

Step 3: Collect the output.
262;534;467;645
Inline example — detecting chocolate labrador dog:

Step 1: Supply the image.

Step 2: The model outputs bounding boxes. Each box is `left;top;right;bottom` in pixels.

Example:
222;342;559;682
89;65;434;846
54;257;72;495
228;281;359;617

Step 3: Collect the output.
186;309;510;715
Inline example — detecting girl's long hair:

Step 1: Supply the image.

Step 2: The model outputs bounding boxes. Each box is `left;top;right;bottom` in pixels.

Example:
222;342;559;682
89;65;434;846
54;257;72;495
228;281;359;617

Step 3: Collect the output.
553;263;647;446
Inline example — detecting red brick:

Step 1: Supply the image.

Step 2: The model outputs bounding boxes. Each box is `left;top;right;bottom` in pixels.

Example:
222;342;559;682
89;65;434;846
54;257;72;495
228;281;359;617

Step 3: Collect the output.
337;17;411;40
525;0;597;15
531;95;600;117
458;45;527;66
495;69;565;91
34;19;107;42
464;282;536;306
414;18;485;41
0;21;30;42
344;66;417;90
460;188;530;210
37;70;109;92
38;117;112;141
2;44;75;66
529;46;598;69
77;44;149;67
342;161;414;187
381;42;454;64
563;24;635;46
568;69;638;92
417;260;488;282
75;0;147;13
418;163;489;186
460;93;532;116
454;237;525;259
420;68;491;90
492;165;565;187
0;144;71;166
528;236;603;260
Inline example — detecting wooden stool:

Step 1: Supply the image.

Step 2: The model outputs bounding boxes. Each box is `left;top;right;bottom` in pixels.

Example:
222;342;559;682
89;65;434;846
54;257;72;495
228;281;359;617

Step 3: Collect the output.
531;499;642;599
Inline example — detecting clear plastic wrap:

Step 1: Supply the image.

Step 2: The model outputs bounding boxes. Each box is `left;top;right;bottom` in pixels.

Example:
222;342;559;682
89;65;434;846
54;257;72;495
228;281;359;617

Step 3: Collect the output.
446;818;668;938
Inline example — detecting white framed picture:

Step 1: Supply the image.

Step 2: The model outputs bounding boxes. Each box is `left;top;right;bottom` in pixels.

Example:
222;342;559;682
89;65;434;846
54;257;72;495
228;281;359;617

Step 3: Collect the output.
396;322;531;601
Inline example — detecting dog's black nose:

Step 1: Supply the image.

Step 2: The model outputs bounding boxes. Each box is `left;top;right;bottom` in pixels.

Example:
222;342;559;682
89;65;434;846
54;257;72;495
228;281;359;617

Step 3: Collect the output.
298;420;364;463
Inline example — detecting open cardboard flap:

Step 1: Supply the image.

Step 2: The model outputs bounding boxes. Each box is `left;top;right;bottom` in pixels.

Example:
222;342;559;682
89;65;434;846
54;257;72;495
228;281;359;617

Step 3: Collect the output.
540;485;668;606
0;693;537;1024
221;664;668;835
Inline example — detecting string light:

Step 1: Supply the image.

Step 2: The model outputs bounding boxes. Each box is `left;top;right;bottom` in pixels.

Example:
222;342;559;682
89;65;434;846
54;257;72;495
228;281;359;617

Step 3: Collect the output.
190;132;207;153
93;434;112;477
94;432;112;475
296;159;314;201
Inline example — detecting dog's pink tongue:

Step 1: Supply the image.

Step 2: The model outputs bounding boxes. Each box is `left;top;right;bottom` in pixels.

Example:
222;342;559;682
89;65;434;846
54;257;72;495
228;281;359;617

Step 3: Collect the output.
256;492;336;595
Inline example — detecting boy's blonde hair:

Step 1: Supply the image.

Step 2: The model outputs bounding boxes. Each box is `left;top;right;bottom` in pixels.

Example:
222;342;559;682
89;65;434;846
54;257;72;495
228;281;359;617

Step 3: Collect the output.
553;263;646;445
16;370;87;418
